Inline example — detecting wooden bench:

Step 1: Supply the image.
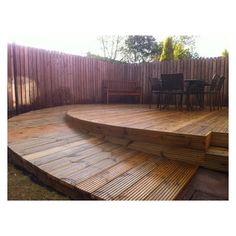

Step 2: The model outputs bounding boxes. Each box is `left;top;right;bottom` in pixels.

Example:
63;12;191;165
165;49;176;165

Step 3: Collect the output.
102;80;142;104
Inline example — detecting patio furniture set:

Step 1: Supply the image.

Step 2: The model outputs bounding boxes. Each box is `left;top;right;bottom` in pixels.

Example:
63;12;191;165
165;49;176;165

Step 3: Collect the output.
149;73;225;111
102;73;225;111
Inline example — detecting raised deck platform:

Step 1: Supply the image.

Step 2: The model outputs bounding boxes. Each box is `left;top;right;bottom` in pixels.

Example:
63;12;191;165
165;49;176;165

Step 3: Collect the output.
67;105;228;171
8;105;228;200
67;105;228;147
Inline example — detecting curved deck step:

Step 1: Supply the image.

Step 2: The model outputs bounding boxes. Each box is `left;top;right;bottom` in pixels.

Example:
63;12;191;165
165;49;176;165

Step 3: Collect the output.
8;105;198;200
66;105;228;172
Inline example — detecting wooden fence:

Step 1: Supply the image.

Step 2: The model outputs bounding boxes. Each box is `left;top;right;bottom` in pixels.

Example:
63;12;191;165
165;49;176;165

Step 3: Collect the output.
8;44;229;115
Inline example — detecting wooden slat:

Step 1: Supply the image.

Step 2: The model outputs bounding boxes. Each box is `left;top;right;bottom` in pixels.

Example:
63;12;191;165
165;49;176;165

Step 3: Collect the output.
8;44;14;113
31;138;105;166
9;105;229;200
43;144;123;174
23;137;103;161
145;164;197;200
67;105;228;150
76;152;148;192
92;161;157;200
114;159;179;200
8;44;228;114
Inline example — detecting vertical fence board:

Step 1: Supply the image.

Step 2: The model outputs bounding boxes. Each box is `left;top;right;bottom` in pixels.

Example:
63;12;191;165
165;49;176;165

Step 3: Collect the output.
7;44;229;114
8;45;14;114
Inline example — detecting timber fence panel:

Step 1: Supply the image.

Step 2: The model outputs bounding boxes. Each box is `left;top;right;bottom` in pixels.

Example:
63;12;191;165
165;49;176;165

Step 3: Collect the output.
7;44;229;114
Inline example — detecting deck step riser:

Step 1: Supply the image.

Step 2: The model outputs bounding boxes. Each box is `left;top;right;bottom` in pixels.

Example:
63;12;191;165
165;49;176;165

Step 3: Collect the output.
66;114;209;151
204;146;228;172
210;132;228;148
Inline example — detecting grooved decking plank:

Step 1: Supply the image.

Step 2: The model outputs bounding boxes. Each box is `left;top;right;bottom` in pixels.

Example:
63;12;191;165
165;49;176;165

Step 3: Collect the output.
163;167;198;200
114;159;180;200
93;161;158;200
77;153;150;193
67;106;228;151
8;130;81;148
10;105;227;200
53;148;141;184
31;141;108;166
11;134;85;155
8;124;70;143
23;137;104;160
46;145;124;175
144;164;198;200
68;105;228;135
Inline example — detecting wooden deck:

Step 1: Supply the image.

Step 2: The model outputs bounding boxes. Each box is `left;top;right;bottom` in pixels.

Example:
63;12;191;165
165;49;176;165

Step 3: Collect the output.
8;105;228;200
66;105;228;134
67;105;228;148
66;105;228;171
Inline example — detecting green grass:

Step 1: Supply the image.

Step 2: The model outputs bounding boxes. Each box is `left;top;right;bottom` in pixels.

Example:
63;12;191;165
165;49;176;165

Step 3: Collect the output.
8;162;70;200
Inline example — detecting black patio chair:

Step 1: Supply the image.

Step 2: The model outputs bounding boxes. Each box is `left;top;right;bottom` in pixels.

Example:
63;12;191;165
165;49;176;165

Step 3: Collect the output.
206;75;225;110
160;73;184;110
204;74;222;110
216;75;225;109
148;77;162;108
185;80;206;110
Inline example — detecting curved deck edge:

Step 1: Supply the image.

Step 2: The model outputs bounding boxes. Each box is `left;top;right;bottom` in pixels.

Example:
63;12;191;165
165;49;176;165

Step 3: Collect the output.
66;109;228;172
8;105;227;201
66;111;209;151
8;148;100;200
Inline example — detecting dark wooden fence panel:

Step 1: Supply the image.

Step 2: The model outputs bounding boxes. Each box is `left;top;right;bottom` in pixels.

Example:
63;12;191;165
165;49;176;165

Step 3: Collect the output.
7;44;229;115
134;58;229;104
8;45;14;112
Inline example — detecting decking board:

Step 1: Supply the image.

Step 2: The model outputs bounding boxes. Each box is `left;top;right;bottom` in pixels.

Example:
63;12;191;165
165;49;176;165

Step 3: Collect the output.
8;104;228;200
67;105;228;151
68;105;228;135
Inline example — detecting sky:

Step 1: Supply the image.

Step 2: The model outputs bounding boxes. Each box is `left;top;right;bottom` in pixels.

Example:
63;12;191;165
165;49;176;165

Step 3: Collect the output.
8;34;228;58
195;35;229;57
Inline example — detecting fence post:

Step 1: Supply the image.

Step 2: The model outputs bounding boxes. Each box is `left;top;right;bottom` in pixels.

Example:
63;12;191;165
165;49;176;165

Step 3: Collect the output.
12;43;19;115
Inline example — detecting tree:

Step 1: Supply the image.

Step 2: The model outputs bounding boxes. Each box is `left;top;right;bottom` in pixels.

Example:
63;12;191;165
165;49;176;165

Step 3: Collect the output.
174;35;199;59
222;49;229;57
159;37;174;62
173;42;186;60
121;35;158;63
92;35;199;63
152;41;163;61
97;35;125;60
160;35;199;61
173;43;196;60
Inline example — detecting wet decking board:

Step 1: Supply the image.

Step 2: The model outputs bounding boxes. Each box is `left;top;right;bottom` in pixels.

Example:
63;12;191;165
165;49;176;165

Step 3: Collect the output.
8;105;228;200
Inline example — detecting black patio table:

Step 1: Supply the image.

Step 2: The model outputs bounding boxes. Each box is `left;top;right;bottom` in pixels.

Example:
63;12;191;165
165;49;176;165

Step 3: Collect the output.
184;79;210;110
